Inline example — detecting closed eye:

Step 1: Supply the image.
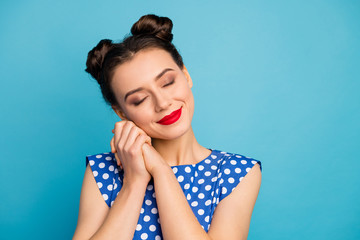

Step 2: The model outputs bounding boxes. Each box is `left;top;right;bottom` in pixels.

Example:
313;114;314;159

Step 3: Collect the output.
133;97;147;106
163;80;175;87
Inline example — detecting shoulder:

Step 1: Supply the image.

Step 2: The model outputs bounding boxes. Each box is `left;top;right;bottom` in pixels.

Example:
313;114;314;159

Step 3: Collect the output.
85;152;123;207
213;150;262;202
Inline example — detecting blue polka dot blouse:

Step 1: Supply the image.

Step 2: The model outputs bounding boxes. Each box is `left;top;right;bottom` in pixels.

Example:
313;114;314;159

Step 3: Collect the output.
86;149;262;240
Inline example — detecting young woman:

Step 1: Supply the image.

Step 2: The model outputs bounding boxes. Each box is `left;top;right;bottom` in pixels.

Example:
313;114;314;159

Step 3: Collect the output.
73;14;262;240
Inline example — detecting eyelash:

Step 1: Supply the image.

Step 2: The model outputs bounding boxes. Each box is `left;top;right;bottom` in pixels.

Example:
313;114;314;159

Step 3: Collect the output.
133;79;175;106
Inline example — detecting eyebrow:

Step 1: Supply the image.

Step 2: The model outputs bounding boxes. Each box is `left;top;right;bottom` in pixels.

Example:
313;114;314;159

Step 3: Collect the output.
124;68;174;102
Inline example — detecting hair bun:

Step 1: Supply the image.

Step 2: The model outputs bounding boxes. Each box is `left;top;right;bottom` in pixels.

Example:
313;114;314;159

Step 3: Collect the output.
85;39;113;83
131;14;173;42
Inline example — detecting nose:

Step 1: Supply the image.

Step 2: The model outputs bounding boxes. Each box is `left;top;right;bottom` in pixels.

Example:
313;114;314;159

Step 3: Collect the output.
153;91;172;112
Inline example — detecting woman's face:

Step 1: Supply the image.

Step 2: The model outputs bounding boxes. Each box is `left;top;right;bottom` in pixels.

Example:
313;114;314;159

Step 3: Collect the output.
111;48;194;140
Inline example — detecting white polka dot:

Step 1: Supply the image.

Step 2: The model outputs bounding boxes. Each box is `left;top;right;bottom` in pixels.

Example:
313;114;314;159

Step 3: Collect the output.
190;177;194;182
240;177;244;181
212;197;216;203
205;159;211;164
211;176;218;182
99;163;105;168
111;201;114;206
198;193;205;199
195;171;198;177
141;208;144;214
192;186;198;193
230;160;237;165
102;173;109;179
136;224;142;231
89;160;95;166
105;156;112;161
107;184;113;191
144;215;150;222
96;155;102;158
114;168;119;174
185;166;191;173
102;194;108;200
235;168;241;173
177;175;184;182
211;165;217;170
141;233;148;239
198;179;205;184
211;191;214;196
241;160;248;165
97;182;103;188
224;169;231;175
93;170;98;177
145;200;152;205
205;216;210;222
187;193;191;200
152;192;156;198
172;167;178;174
151;208;158;214
191;201;198;207
198;209;204;215
109;165;114;171
184;183;190;189
216;189;219;194
235;155;241;158
251;160;257;164
218;172;222;178
205;185;212;191
211;154;217;159
198;165;204;171
149;225;156;232
246;167;251;172
222;187;228;194
155;236;161;240
205;171;211;177
157;218;160;224
114;183;118;189
147;185;154;191
228;177;235;184
222;161;227;165
216;198;219;204
205;200;211;206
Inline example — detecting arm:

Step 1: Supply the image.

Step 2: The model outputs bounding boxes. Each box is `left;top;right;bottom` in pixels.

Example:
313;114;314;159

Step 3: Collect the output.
207;163;262;240
73;164;148;240
142;144;262;240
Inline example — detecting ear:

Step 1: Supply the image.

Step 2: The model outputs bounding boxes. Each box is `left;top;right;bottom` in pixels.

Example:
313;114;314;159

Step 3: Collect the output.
112;105;128;120
182;65;193;88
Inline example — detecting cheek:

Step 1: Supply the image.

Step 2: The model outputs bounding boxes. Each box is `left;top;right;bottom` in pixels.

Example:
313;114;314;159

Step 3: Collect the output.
126;108;152;126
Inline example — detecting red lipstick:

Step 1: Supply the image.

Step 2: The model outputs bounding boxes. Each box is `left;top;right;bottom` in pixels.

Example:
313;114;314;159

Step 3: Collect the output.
157;107;182;125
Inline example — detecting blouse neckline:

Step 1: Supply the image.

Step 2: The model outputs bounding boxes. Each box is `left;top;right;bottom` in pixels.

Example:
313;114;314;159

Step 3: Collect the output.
169;148;217;168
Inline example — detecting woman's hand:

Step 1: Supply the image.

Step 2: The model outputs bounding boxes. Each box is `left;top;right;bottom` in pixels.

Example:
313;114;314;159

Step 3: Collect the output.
110;120;152;185
141;143;169;176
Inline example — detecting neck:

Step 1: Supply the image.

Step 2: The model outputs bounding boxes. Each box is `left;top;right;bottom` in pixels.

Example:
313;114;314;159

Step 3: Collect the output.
151;126;211;166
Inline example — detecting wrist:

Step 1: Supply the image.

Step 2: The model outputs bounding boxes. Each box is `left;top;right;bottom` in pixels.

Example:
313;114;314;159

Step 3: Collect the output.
123;176;149;190
150;162;171;179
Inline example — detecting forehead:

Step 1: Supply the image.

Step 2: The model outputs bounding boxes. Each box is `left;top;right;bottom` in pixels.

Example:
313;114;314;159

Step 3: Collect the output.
111;48;179;95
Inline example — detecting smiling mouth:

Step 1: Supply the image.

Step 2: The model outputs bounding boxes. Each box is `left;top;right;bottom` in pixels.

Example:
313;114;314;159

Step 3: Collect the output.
157;107;182;125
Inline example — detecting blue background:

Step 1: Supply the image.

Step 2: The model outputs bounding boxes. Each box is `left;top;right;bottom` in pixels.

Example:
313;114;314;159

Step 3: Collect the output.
1;0;359;239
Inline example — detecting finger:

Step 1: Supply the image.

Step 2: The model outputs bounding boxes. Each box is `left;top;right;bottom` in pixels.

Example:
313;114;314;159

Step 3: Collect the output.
110;136;116;153
123;126;141;151
114;152;122;169
113;121;125;148
131;134;150;156
118;121;134;149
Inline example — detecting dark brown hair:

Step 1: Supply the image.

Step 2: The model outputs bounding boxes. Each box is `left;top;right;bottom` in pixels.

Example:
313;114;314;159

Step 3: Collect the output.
85;14;184;109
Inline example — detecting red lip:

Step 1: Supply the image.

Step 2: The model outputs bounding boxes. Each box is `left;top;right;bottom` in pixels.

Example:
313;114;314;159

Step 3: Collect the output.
157;107;182;125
